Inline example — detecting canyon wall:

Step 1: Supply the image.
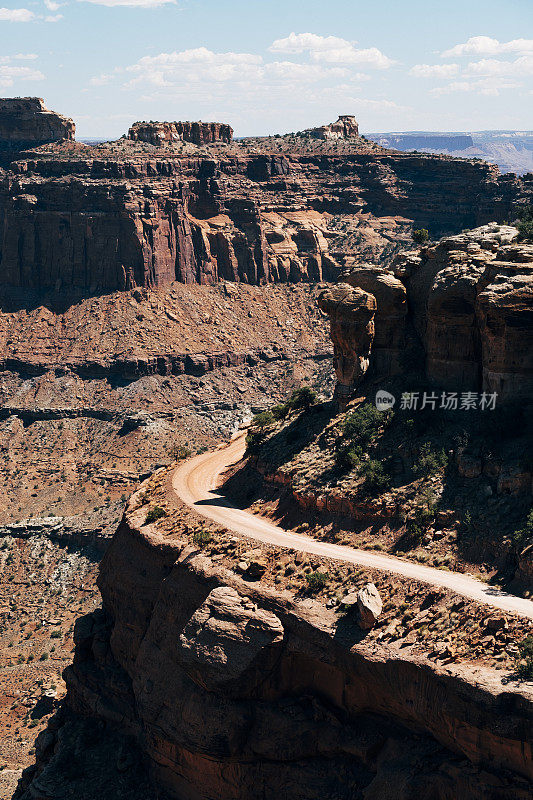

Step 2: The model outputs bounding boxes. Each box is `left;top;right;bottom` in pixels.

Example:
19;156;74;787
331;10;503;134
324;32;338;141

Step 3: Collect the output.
0;100;529;295
17;498;533;800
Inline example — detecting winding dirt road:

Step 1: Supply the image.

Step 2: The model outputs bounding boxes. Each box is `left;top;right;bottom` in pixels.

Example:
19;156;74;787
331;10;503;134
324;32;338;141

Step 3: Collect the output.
172;433;533;620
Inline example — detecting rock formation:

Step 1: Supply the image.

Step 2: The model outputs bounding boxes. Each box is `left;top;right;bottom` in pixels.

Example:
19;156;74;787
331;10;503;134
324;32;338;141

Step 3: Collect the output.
128;120;234;146
400;224;533;399
0;97;75;150
17;500;533;799
320;224;533;403
0;101;530;295
309;114;359;140
317;283;376;405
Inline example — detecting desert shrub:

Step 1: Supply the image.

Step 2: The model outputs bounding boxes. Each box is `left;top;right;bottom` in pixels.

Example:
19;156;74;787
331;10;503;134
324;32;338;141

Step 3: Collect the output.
344;403;388;447
413;228;429;244
245;429;265;454
169;443;192;460
193;530;212;547
335;404;392;471
305;571;329;593
413;442;448;477
361;459;392;493
145;505;167;525
515;635;533;679
271;403;290;421
511;509;533;552
516;205;533;241
252;411;275;428
288;386;317;411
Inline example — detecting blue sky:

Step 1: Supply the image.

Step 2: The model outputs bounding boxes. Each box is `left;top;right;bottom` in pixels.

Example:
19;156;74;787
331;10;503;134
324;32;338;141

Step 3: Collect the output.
0;0;532;137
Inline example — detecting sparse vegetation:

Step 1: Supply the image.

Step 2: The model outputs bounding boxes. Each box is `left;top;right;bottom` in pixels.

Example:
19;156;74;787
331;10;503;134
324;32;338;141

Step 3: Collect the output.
305;570;329;593
145;505;167;525
516;205;533;242
169;443;192;461
193;530;212;547
413;442;448;477
412;228;429;244
512;509;533;552
335;403;392;471
515;635;533;679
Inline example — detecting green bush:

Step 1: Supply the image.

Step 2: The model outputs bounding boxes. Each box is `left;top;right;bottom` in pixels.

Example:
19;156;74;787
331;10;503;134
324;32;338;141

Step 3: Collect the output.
305;571;329;593
516;635;533;679
361;459;392;493
413;228;429;244
169;443;192;460
335;403;391;471
288;386;317;411
512;509;533;552
145;505;167;525
193;530;212;547
271;403;290;421
413;442;448;477
245;429;265;454
252;411;275;428
516;205;533;242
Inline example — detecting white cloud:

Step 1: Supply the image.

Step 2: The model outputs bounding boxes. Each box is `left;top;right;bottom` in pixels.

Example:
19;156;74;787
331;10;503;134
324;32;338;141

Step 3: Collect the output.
0;7;35;21
44;0;62;8
410;63;459;78
0;64;45;87
269;32;395;68
45;13;62;20
442;36;533;58
79;0;175;6
465;55;533;78
430;77;520;97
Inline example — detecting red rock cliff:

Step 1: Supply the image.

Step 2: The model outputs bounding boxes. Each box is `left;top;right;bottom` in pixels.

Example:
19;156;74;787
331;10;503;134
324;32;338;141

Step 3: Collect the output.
128;120;234;146
0;97;75;149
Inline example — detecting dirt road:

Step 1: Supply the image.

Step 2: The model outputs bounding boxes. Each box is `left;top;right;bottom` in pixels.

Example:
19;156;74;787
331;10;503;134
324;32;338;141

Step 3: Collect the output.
172;433;533;619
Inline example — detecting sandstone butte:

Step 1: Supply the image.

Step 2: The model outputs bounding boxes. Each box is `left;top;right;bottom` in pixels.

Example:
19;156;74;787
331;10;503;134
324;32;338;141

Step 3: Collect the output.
1;99;532;800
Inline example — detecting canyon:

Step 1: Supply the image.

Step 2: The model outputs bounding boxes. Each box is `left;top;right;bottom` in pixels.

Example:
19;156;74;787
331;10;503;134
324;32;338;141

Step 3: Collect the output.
0;99;532;800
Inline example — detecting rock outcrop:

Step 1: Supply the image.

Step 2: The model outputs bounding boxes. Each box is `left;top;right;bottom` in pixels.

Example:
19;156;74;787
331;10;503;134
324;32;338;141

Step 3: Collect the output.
128;120;233;146
0;97;75;150
17;502;533;800
317;283;376;405
401;224;533;399
320;224;533;403
309;114;359;140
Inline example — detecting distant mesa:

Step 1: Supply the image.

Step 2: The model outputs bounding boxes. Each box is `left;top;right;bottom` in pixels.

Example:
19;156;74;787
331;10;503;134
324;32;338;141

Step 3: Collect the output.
0;97;75;149
128;120;234;146
308;114;359;140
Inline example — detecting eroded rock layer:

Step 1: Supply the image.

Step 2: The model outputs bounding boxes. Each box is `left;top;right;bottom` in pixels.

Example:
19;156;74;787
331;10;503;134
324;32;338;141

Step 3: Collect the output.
0;102;530;294
0;98;75;150
18;501;532;800
128;120;234;146
320;224;533;402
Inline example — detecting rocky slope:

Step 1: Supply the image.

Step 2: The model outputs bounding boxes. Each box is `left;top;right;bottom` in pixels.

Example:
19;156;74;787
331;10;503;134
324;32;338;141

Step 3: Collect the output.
0;280;333;791
14;485;533;800
0;100;530;294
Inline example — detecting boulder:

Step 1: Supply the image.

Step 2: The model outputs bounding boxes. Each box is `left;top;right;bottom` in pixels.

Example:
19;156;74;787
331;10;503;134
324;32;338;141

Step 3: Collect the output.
356;582;383;629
